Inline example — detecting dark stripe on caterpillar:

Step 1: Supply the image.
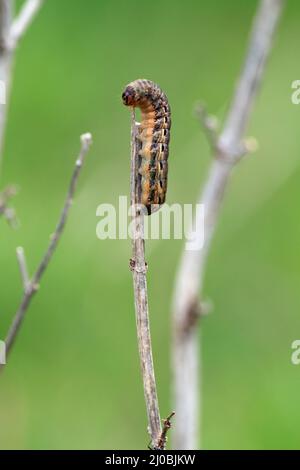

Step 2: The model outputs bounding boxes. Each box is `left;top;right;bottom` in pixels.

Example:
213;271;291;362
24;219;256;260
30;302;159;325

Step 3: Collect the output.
122;79;171;215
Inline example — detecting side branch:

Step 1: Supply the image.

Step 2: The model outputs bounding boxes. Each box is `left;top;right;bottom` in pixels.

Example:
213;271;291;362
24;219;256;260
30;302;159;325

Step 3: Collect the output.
0;0;44;162
155;411;175;450
1;133;92;362
0;184;17;226
130;111;162;448
172;0;285;450
8;0;44;51
0;0;13;158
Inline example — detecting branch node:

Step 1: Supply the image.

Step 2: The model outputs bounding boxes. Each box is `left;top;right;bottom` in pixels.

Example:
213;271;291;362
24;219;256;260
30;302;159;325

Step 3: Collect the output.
129;258;148;274
78;132;93;165
0;185;19;228
200;299;213;317
195;101;219;150
32;283;40;292
243;136;259;155
80;132;93;148
180;298;213;335
217;134;259;165
154;412;175;450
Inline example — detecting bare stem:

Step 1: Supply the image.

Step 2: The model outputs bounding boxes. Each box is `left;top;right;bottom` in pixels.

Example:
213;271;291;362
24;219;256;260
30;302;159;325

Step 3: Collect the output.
155;411;175;450
195;102;219;151
0;0;43;164
16;246;30;291
0;184;18;226
172;0;285;450
9;0;44;50
0;0;13;160
130;110;162;448
0;133;92;363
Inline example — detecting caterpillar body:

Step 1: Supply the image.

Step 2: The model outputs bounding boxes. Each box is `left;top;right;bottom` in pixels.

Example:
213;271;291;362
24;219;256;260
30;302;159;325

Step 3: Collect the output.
122;79;171;215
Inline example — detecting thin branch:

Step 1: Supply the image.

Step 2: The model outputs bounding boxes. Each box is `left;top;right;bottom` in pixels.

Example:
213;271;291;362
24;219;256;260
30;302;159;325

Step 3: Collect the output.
195;102;219;151
0;0;13;160
0;184;18;226
172;0;285;450
129;110;162;449
0;133;92;363
8;0;44;51
0;0;44;164
155;412;175;450
16;246;30;291
0;183;17;207
0;0;12;50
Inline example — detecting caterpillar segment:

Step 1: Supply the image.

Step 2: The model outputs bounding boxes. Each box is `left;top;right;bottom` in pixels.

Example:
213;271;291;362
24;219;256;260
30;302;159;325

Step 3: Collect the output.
122;79;171;215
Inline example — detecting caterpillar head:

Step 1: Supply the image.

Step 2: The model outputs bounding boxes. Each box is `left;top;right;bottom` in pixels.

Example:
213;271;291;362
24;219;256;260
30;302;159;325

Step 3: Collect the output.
122;82;146;107
122;86;138;106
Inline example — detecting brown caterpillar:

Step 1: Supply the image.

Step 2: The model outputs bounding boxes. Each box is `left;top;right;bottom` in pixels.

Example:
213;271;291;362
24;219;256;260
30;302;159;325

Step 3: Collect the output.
122;79;171;215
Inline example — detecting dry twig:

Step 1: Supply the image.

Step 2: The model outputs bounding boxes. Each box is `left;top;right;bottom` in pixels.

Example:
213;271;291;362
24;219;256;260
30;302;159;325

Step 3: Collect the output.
9;0;44;50
172;0;285;450
155;412;175;450
16;246;29;291
0;184;18;226
0;0;44;161
0;133;92;366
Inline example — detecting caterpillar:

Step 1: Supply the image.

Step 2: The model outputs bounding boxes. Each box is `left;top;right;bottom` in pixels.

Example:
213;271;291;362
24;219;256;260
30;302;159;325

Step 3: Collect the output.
122;79;171;215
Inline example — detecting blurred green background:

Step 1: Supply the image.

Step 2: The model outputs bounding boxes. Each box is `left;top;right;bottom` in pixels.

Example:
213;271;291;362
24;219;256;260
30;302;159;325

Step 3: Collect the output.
0;0;299;450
